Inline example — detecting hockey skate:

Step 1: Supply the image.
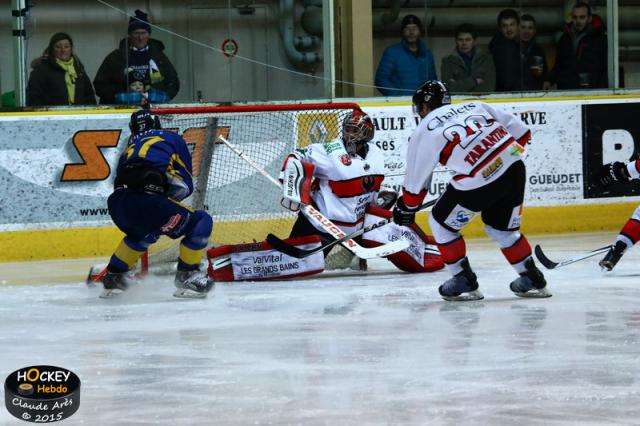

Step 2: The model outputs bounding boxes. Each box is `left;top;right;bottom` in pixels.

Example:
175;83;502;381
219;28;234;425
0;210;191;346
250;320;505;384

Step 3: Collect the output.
100;271;134;299
174;270;214;299
599;241;626;271
510;258;551;298
438;258;484;301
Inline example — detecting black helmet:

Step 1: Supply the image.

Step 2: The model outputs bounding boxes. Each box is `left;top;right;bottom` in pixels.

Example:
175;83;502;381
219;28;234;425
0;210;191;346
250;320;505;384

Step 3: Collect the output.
129;109;161;135
412;80;451;113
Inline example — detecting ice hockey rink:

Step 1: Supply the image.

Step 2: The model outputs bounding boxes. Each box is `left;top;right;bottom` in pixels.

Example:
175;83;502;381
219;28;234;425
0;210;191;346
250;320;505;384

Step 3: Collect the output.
1;232;640;425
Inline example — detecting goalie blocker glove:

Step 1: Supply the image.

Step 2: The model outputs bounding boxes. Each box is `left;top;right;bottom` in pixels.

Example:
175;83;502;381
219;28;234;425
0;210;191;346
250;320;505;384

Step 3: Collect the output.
598;162;630;187
393;196;420;226
279;153;314;212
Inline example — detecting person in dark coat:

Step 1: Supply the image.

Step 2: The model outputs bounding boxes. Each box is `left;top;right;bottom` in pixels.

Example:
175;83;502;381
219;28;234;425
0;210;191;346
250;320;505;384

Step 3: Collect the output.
441;23;495;93
375;14;437;97
550;2;608;90
27;32;96;106
489;9;523;92
94;9;179;104
519;14;551;91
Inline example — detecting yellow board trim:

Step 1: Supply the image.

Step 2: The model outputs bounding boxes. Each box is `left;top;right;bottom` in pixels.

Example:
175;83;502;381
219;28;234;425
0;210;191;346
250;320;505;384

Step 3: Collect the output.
0;203;636;262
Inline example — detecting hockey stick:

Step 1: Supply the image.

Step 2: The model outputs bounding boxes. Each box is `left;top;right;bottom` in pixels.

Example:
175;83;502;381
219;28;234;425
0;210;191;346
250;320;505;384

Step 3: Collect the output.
266;199;436;259
534;244;612;270
217;135;411;259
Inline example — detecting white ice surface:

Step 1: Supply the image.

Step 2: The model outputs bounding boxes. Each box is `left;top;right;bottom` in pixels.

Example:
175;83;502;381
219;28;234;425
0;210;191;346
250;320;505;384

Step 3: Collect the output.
1;233;640;425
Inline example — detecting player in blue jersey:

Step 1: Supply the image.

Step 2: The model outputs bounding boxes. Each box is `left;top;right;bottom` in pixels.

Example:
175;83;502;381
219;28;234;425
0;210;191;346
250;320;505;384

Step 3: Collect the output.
100;108;214;298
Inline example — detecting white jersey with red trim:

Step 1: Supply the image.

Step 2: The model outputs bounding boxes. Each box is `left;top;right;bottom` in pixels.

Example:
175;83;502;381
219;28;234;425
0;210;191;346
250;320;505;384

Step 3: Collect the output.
299;138;385;233
402;101;531;206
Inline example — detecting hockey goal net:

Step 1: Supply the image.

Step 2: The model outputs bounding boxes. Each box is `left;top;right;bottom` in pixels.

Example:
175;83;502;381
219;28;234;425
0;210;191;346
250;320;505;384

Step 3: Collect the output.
144;102;361;270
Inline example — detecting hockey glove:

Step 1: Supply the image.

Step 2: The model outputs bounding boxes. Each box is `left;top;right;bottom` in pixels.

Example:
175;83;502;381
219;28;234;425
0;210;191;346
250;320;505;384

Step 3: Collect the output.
598;162;630;187
393;197;419;226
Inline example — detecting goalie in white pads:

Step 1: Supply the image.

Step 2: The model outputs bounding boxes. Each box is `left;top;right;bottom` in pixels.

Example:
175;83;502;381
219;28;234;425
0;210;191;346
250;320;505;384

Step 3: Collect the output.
278;109;444;274
393;80;550;300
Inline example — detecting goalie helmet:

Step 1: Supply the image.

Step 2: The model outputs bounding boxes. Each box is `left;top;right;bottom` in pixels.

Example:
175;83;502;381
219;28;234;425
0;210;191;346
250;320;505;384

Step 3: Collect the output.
342;110;375;156
412;80;451;115
129;109;161;135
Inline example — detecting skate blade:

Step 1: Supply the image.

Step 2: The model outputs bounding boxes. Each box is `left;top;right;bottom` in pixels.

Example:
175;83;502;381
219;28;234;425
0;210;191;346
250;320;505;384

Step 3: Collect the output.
441;289;484;302
513;287;552;298
99;289;124;299
598;261;614;271
173;288;208;299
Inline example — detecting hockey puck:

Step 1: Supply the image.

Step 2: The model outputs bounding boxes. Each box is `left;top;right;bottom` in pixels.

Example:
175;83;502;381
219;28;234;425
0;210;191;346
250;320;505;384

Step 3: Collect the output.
5;365;80;423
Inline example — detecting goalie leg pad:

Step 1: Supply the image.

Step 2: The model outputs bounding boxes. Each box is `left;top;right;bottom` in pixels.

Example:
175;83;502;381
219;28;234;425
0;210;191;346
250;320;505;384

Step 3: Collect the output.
361;206;444;272
207;235;325;281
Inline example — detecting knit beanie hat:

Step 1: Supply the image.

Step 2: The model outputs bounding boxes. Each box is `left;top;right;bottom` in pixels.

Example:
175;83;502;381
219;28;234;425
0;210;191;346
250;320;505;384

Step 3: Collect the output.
128;9;151;34
401;14;423;32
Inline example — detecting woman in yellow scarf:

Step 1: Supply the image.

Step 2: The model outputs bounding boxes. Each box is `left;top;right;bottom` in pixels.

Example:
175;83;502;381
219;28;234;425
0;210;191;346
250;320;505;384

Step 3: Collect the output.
27;32;96;106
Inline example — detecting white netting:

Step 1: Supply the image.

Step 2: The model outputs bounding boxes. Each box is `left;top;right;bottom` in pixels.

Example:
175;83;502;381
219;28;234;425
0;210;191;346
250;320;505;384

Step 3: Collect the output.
146;103;360;269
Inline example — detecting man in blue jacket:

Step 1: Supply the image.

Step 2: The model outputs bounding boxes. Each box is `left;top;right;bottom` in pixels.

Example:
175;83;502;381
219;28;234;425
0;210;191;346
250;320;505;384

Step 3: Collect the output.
375;15;437;97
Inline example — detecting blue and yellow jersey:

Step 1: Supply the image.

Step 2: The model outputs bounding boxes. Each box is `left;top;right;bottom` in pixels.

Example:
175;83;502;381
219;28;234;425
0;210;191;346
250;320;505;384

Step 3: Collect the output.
117;129;194;196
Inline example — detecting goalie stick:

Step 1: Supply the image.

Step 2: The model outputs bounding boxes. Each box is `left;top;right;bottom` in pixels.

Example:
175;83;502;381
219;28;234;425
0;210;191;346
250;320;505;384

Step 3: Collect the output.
217;135;411;259
266;199;436;259
534;244;612;270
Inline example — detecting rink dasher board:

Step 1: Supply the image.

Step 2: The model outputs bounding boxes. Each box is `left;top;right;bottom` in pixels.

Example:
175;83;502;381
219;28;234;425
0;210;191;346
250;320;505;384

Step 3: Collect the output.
2;95;640;261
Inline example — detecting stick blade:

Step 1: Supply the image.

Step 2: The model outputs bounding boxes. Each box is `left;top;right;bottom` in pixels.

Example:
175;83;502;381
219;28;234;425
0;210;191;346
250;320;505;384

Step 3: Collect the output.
266;234;315;258
534;244;558;270
355;238;411;259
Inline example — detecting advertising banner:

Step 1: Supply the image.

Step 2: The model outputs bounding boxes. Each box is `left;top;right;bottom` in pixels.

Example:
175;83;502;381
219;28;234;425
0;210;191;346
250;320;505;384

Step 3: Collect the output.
1;97;639;232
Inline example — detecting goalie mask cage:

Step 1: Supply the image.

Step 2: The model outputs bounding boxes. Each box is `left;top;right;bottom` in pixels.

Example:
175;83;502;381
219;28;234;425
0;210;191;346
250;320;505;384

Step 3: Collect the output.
145;102;361;268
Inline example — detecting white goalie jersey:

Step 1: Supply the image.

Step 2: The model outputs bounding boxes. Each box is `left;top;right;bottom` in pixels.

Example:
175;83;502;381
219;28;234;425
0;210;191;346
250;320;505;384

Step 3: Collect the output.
299;138;386;234
403;101;531;204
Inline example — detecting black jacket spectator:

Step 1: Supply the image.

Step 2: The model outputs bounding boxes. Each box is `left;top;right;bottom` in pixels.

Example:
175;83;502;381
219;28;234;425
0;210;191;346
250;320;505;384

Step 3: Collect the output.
94;10;179;104
489;33;523;92
521;40;549;91
27;33;96;106
551;18;607;89
94;38;179;104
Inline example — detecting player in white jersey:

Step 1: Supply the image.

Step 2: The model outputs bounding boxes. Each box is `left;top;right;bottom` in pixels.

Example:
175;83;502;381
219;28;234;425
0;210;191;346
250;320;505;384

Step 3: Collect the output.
392;80;550;300
596;160;640;270
282;110;385;243
280;109;444;272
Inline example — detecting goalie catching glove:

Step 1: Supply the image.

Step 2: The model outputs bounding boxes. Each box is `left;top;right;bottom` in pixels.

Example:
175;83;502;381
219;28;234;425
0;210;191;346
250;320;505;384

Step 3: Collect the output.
597;162;631;187
279;153;314;212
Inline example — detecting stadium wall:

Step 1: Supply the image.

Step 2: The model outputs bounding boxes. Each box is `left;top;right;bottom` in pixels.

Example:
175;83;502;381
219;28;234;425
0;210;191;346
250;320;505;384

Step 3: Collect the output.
1;95;639;262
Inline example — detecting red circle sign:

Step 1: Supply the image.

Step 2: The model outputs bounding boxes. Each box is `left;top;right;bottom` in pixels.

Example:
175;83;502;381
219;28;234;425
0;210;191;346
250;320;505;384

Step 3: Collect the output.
222;38;238;58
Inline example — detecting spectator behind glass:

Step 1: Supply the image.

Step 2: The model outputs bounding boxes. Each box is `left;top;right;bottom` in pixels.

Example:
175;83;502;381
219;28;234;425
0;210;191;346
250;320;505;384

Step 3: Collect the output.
489;9;523;92
375;14;437;96
550;2;607;89
441;23;495;93
519;14;551;91
27;32;96;106
94;9;179;104
114;70;173;105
